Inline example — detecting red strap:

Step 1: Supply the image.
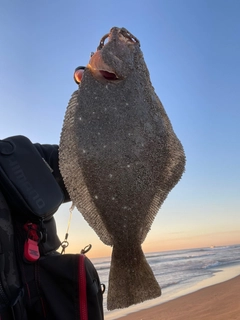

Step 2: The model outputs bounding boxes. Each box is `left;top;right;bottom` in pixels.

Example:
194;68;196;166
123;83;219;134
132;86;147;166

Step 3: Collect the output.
79;254;88;320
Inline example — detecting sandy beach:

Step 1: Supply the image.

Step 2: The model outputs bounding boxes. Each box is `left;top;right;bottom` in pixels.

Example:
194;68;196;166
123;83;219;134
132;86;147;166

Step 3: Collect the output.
117;275;240;320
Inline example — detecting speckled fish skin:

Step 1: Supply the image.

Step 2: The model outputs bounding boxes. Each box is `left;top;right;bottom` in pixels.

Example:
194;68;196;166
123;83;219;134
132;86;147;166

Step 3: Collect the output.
59;27;185;310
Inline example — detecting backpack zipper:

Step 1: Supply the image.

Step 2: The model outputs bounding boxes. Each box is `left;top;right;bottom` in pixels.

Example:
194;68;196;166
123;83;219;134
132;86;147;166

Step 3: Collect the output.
79;254;88;320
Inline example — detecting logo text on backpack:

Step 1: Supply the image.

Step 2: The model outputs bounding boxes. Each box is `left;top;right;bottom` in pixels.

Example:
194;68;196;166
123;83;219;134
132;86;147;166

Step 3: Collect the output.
8;156;46;209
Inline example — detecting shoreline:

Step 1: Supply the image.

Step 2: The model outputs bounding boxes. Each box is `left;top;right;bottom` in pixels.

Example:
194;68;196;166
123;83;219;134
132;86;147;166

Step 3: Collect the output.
105;264;240;320
117;274;240;320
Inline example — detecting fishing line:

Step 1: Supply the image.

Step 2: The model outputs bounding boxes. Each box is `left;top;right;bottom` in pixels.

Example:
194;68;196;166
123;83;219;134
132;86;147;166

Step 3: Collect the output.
61;203;75;254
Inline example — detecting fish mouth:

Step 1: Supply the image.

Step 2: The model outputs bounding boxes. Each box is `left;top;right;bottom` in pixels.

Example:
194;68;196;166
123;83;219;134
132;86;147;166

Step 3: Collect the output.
88;49;120;81
99;70;119;80
87;50;119;81
88;27;139;82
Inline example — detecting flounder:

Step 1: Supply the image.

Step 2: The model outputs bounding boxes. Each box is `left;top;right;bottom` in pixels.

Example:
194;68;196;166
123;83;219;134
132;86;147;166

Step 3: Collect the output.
59;27;185;310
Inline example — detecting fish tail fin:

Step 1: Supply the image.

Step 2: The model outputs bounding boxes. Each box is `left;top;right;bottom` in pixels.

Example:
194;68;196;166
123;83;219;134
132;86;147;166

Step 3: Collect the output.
107;244;161;310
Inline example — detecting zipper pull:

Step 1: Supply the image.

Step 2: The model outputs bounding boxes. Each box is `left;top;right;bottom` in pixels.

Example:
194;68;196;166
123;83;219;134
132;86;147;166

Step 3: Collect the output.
23;222;43;262
24;238;40;262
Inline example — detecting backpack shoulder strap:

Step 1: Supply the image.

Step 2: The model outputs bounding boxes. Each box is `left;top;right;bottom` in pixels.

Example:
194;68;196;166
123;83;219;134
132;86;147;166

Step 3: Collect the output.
0;191;23;311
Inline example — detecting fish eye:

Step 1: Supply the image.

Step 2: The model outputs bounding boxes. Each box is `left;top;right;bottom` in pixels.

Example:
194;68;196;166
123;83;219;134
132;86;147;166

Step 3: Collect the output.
74;66;85;84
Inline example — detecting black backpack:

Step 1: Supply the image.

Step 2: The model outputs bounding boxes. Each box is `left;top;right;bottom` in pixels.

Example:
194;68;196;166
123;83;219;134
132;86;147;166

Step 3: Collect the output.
0;136;104;320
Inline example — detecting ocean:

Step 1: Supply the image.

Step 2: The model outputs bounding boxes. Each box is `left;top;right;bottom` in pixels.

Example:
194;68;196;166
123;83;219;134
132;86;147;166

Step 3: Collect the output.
92;244;240;319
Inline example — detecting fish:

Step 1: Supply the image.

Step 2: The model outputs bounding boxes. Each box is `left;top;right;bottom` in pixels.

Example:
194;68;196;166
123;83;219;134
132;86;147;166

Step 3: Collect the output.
59;27;186;310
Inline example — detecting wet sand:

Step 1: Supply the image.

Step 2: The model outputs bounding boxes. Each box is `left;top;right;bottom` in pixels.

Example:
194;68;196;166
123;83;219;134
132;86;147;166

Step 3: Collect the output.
117;275;240;320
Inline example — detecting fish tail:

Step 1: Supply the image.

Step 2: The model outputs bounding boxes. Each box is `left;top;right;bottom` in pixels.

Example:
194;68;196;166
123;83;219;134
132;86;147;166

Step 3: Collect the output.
107;244;161;310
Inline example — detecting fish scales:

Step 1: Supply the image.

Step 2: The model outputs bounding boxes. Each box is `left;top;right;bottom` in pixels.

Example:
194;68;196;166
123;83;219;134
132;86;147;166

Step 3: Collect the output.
59;27;185;310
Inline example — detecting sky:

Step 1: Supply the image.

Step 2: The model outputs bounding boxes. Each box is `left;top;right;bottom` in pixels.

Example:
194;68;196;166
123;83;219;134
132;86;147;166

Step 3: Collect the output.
0;0;240;258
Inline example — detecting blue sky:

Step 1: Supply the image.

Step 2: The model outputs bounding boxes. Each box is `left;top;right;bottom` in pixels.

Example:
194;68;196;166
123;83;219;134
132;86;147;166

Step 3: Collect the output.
1;1;240;257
